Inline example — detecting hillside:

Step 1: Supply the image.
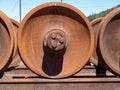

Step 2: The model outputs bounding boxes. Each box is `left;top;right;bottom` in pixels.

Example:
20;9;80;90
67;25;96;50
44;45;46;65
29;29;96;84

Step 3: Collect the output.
88;5;120;21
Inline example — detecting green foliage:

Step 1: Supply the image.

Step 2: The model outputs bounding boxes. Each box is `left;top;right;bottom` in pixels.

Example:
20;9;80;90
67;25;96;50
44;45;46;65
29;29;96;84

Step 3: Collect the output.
88;5;120;21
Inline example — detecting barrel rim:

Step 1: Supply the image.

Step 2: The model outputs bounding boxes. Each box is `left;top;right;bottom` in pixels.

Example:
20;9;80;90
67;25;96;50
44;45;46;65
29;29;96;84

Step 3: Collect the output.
90;17;103;66
91;17;103;26
9;18;20;68
99;7;120;75
9;18;19;27
0;11;14;72
18;2;94;78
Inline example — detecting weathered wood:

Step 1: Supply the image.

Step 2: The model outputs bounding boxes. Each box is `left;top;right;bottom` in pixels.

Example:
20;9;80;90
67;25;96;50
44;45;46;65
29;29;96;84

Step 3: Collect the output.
3;65;114;79
0;83;120;90
1;77;120;83
0;65;118;90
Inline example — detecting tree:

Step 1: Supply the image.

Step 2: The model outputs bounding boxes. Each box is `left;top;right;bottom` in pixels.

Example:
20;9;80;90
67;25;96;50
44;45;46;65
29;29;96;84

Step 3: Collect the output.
88;5;120;21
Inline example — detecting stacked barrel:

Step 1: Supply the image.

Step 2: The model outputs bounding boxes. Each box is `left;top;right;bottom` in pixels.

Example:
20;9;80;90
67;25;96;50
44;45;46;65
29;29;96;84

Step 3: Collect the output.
0;2;120;78
90;8;120;75
18;2;94;78
0;11;20;72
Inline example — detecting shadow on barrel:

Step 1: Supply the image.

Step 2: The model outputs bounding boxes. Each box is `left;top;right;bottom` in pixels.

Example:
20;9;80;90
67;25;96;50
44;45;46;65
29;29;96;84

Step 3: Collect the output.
42;45;66;76
42;53;63;76
96;42;106;77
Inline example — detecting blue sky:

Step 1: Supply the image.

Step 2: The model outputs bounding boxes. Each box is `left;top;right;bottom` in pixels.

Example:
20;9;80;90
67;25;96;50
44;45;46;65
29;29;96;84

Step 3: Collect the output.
0;0;119;22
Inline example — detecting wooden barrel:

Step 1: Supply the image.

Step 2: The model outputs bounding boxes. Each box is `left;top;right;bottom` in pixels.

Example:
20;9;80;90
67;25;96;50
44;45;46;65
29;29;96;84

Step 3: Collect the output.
18;2;94;78
0;11;14;72
90;17;103;66
98;8;120;75
9;18;21;68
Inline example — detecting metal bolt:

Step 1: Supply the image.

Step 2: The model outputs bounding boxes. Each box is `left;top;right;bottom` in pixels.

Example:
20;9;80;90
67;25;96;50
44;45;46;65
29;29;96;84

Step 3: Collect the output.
51;33;57;40
44;29;68;52
59;38;64;44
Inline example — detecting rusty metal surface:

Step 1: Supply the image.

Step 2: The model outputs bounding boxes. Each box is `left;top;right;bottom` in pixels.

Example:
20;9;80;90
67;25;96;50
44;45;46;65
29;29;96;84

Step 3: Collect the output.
9;18;21;68
0;2;120;90
98;8;120;75
0;65;118;90
1;77;120;83
18;2;94;78
0;83;120;90
3;66;113;79
0;11;14;73
0;65;117;83
90;17;103;66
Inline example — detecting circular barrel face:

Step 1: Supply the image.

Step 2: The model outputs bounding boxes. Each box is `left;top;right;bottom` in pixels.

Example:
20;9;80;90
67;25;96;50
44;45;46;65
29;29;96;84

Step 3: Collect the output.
99;8;120;75
9;18;21;68
18;2;94;78
90;17;103;66
0;11;14;72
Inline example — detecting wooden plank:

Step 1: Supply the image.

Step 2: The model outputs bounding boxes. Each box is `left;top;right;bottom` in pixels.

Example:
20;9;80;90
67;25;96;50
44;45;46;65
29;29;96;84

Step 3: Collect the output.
3;66;114;79
0;83;120;90
0;65;120;90
0;77;120;83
